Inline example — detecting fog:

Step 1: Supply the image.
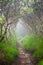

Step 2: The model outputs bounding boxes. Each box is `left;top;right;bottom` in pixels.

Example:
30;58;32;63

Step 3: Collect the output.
16;18;29;37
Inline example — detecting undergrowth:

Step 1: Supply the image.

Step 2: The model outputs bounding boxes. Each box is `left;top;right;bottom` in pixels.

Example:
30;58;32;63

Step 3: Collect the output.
0;34;18;62
22;34;43;65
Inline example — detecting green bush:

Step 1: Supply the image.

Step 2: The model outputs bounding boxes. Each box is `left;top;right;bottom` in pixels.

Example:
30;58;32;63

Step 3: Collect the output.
22;34;43;59
0;35;18;62
38;60;43;65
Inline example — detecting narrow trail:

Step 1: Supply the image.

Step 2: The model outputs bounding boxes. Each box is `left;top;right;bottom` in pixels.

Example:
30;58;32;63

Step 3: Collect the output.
12;41;34;65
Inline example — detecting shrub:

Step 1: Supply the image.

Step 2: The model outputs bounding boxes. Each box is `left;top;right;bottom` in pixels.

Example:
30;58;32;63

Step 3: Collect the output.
22;34;43;59
0;34;19;62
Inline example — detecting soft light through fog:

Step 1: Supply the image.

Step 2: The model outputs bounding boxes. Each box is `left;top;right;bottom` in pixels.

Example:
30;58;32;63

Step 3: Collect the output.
16;18;28;37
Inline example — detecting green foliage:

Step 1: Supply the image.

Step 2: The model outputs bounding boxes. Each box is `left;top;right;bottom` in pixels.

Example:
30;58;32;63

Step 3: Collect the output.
33;46;43;59
33;0;43;17
22;34;43;59
38;60;43;65
11;0;15;3
0;35;18;62
24;0;29;3
0;0;9;6
0;16;5;22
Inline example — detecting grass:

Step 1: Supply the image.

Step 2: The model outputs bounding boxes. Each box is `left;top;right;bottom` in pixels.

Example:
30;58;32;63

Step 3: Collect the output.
0;34;19;62
21;34;43;59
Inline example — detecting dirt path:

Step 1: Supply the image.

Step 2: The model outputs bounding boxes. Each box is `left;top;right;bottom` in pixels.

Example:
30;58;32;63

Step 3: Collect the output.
12;41;34;65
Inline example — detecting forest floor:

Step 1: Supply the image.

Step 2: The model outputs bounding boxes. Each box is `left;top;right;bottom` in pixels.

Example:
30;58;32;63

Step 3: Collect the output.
12;40;35;65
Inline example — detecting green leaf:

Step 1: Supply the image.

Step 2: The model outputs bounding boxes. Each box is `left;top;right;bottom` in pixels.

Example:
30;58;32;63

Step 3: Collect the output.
0;16;4;22
24;0;29;3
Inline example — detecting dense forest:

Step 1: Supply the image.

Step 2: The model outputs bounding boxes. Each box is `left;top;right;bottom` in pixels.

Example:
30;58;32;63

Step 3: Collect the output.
0;0;43;65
